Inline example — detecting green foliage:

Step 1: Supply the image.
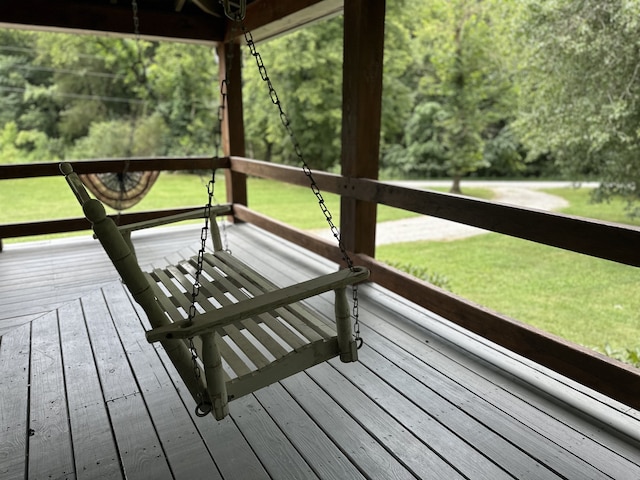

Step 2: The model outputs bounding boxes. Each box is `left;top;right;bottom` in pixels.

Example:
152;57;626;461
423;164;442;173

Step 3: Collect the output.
516;0;640;215
67;114;170;159
0;121;62;162
382;260;452;291
148;42;217;156
381;0;522;189
242;18;343;170
596;345;640;368
0;29;216;162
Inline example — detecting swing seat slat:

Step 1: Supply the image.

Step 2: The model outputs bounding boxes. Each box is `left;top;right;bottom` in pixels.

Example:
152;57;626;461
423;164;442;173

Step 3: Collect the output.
60;162;369;421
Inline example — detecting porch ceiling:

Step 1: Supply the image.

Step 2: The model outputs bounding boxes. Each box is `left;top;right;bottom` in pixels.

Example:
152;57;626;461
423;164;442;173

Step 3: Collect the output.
0;0;344;44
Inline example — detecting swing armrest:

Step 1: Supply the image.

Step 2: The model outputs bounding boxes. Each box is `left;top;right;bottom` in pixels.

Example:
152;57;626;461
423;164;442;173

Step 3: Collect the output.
60;162;91;205
145;266;369;342
115;204;232;233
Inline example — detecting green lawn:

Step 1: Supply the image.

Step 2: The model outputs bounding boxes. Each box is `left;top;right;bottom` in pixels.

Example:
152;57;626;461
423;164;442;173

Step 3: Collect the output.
2;173;419;234
378;186;640;358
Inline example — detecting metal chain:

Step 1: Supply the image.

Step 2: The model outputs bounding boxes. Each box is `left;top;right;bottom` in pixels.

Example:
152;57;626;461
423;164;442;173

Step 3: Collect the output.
222;0;246;20
240;24;362;349
184;16;238;416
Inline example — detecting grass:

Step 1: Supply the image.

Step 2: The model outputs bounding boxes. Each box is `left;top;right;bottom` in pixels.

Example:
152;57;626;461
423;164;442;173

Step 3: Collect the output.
2;173;420;239
542;187;640;227
377;186;640;356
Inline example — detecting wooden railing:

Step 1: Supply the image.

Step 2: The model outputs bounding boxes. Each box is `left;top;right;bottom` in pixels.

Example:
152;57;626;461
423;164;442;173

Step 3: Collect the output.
0;157;229;242
1;156;639;410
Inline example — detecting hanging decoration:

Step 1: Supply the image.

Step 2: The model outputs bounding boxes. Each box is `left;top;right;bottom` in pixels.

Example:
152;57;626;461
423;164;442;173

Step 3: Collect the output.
77;0;159;212
79;170;160;210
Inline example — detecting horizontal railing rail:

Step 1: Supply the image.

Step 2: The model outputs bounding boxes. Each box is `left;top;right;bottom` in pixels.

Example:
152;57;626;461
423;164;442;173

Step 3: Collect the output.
230;156;640;267
0;156;229;179
0;157;230;242
2;155;639;411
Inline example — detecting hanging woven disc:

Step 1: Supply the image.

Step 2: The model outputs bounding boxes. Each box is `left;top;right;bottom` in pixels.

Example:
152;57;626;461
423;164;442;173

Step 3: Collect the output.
79;171;160;210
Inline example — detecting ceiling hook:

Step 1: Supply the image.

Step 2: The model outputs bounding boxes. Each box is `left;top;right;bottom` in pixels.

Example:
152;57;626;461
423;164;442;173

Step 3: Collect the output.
222;0;246;21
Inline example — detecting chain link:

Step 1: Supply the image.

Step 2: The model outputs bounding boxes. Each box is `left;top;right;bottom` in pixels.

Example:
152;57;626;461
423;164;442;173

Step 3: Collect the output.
222;0;246;20
184;10;240;414
241;25;362;348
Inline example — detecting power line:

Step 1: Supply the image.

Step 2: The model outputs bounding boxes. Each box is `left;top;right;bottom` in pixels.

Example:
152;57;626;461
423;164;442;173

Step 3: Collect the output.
0;86;146;105
10;64;127;80
0;43;142;62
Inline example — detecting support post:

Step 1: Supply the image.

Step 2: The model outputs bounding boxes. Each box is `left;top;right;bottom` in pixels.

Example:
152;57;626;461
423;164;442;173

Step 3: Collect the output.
340;0;386;258
335;287;358;362
218;41;248;211
202;332;229;420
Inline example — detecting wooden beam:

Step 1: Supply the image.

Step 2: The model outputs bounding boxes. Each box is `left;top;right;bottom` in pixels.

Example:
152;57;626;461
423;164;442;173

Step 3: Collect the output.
0;206;214;239
342;177;640;268
226;0;343;42
340;0;385;256
229;156;340;191
0;157;229;179
228;158;640;267
0;0;223;44
233;204;343;263
218;42;248;208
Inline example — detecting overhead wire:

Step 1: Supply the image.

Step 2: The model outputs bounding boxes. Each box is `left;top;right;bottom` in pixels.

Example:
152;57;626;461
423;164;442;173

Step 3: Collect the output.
0;86;146;104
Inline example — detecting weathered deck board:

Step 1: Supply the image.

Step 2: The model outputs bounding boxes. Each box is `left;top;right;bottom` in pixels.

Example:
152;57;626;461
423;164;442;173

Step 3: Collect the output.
28;311;75;479
1;223;639;480
0;227;201;335
280;372;419;480
0;322;30;479
58;299;122;480
253;383;367;480
102;282;223;479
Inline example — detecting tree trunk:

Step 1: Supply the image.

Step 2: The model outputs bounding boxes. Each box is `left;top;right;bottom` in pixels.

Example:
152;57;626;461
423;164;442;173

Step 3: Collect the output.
450;175;462;194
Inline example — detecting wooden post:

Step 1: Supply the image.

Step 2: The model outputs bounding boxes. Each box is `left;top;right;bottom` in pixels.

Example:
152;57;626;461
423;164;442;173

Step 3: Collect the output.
340;0;386;258
202;332;229;421
335;287;358;363
218;41;248;210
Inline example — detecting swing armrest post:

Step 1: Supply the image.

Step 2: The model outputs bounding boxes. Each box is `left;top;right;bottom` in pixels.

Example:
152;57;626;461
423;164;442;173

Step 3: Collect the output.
209;216;224;252
335;287;358;362
201;332;229;421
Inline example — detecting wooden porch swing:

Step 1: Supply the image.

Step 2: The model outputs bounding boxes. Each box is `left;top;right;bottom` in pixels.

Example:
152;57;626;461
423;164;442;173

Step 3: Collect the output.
61;162;368;420
59;0;369;421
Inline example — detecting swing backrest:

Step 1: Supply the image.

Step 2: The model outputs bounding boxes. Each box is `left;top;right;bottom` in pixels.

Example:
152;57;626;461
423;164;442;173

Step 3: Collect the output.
60;162;212;407
59;162;167;321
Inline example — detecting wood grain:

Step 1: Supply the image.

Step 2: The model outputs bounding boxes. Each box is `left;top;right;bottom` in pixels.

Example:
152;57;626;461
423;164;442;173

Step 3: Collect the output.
81;289;173;479
58;299;122;480
28;311;75;479
0;323;30;479
103;282;222;479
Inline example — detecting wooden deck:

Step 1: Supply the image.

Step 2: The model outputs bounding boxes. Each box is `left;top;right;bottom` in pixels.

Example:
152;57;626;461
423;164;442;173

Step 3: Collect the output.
1;223;639;479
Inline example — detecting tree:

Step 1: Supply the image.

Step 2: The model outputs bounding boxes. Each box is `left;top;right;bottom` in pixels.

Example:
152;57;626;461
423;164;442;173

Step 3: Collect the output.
0;29;219;163
148;42;217;156
67;114;169;159
382;0;520;191
516;0;640;216
242;17;343;170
